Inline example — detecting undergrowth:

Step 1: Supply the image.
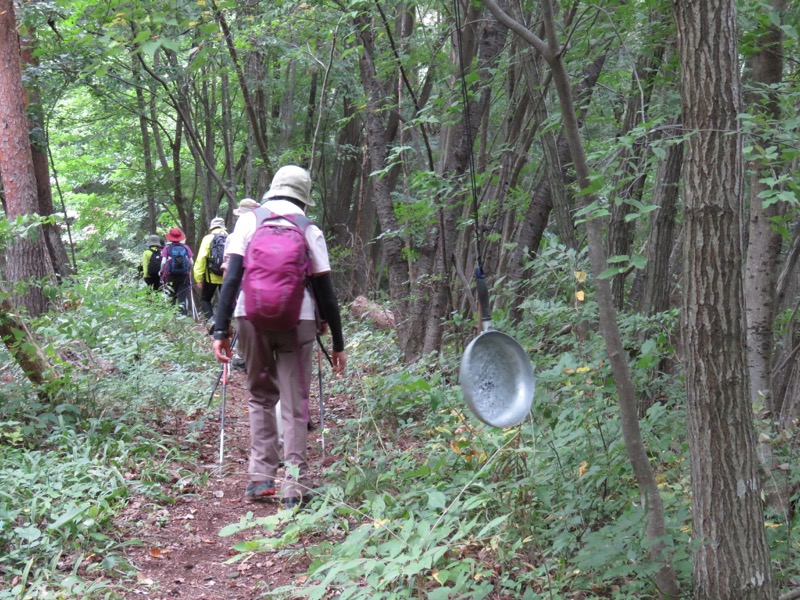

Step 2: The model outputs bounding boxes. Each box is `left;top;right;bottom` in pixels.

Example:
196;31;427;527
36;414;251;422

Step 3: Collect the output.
0;269;216;599
218;242;800;599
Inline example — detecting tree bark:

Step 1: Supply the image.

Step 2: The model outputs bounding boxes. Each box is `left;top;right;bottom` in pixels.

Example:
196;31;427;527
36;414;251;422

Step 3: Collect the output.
0;0;56;317
636;125;683;315
674;0;775;596
18;28;73;279
744;0;786;413
0;296;53;390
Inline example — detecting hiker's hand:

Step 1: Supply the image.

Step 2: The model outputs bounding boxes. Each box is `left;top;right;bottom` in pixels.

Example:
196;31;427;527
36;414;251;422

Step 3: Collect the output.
317;321;329;335
214;338;231;363
331;350;346;374
196;281;203;290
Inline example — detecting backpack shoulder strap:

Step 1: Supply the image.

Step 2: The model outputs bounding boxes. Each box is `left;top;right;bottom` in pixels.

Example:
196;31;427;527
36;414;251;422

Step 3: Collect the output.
254;207;313;231
254;206;275;227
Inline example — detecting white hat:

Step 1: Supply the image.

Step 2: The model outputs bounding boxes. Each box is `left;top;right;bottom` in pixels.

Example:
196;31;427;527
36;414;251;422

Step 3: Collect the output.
263;165;314;207
233;198;259;216
146;234;161;246
209;217;225;230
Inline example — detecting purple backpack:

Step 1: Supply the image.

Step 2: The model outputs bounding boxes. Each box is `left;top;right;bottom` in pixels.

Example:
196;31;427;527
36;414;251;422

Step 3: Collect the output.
242;208;312;332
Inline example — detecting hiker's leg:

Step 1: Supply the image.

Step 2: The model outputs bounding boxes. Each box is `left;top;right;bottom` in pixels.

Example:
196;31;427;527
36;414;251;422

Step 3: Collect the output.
175;276;189;315
200;282;215;320
237;317;281;482
274;320;315;499
166;277;178;305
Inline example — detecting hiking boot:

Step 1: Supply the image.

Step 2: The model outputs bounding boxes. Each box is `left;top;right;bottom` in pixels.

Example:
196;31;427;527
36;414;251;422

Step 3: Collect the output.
244;480;276;502
231;357;246;372
281;490;317;510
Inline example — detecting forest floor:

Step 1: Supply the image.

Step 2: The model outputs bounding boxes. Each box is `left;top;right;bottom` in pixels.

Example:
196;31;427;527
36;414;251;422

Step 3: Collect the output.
111;358;353;599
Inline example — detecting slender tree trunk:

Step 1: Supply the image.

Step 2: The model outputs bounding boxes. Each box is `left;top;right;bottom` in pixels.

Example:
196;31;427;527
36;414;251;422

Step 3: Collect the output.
744;0;786;412
607;30;666;309
636;126;683;315
356;12;411;347
210;0;272;175
484;0;680;595
674;0;775;596
507;52;607;282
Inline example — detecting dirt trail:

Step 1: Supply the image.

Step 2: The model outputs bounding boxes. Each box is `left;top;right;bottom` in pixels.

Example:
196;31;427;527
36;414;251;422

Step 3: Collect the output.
114;364;348;599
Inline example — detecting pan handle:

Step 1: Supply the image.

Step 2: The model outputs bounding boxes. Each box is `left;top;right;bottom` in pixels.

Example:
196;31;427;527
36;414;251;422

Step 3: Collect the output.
475;268;492;332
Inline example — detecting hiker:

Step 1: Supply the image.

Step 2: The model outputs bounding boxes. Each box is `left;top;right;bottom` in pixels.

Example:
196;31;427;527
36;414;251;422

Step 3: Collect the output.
226;198;259;373
212;165;346;508
160;227;194;316
142;234;163;291
193;217;227;322
222;198;259;273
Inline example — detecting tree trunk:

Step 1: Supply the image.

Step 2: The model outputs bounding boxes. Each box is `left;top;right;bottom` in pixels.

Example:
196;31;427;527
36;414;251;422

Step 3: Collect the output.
484;0;680;595
0;295;53;391
607;30;666;309
674;0;775;596
636;125;683;315
507;52;608;283
0;0;56;317
744;0;786;412
356;12;411;348
18;30;73;279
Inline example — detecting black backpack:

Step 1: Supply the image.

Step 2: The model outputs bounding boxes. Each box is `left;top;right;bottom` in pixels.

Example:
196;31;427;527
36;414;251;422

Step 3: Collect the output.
207;232;227;276
166;242;190;275
146;246;162;279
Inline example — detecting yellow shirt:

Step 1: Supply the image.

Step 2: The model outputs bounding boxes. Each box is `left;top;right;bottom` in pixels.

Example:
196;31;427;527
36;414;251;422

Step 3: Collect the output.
142;246;161;279
192;227;226;284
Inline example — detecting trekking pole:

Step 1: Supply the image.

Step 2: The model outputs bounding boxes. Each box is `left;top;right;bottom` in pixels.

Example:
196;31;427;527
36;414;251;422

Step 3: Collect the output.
316;343;326;460
206;330;238;410
189;277;199;321
218;360;228;465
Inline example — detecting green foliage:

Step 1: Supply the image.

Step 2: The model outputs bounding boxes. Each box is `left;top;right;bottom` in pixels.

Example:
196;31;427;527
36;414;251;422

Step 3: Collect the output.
216;255;698;598
0;268;216;596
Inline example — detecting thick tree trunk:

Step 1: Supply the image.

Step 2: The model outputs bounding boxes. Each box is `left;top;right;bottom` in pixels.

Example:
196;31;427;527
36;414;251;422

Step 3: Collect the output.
0;0;56;317
18;31;73;279
674;0;775;596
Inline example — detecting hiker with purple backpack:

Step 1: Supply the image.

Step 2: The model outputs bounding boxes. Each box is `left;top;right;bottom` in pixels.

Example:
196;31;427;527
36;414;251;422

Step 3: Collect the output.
212;165;346;509
160;227;194;316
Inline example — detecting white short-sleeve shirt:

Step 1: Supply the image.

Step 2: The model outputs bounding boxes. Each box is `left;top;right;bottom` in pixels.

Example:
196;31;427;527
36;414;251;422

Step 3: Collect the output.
227;199;331;319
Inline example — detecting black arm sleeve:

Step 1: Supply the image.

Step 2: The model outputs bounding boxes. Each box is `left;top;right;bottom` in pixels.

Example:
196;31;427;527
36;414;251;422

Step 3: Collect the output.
310;273;344;352
213;254;244;336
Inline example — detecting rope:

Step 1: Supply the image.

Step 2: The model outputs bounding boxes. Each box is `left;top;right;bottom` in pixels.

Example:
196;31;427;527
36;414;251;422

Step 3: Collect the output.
453;0;484;277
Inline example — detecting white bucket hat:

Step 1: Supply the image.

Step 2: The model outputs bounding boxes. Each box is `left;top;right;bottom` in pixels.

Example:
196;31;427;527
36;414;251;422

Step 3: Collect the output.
146;234;161;246
233;198;259;216
209;217;225;230
263;165;315;207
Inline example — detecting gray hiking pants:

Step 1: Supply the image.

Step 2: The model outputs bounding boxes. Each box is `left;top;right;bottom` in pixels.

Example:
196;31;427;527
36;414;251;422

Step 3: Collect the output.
236;316;315;499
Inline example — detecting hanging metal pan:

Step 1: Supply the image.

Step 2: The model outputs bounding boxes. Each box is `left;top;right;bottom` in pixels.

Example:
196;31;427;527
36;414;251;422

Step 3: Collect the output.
459;272;535;427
